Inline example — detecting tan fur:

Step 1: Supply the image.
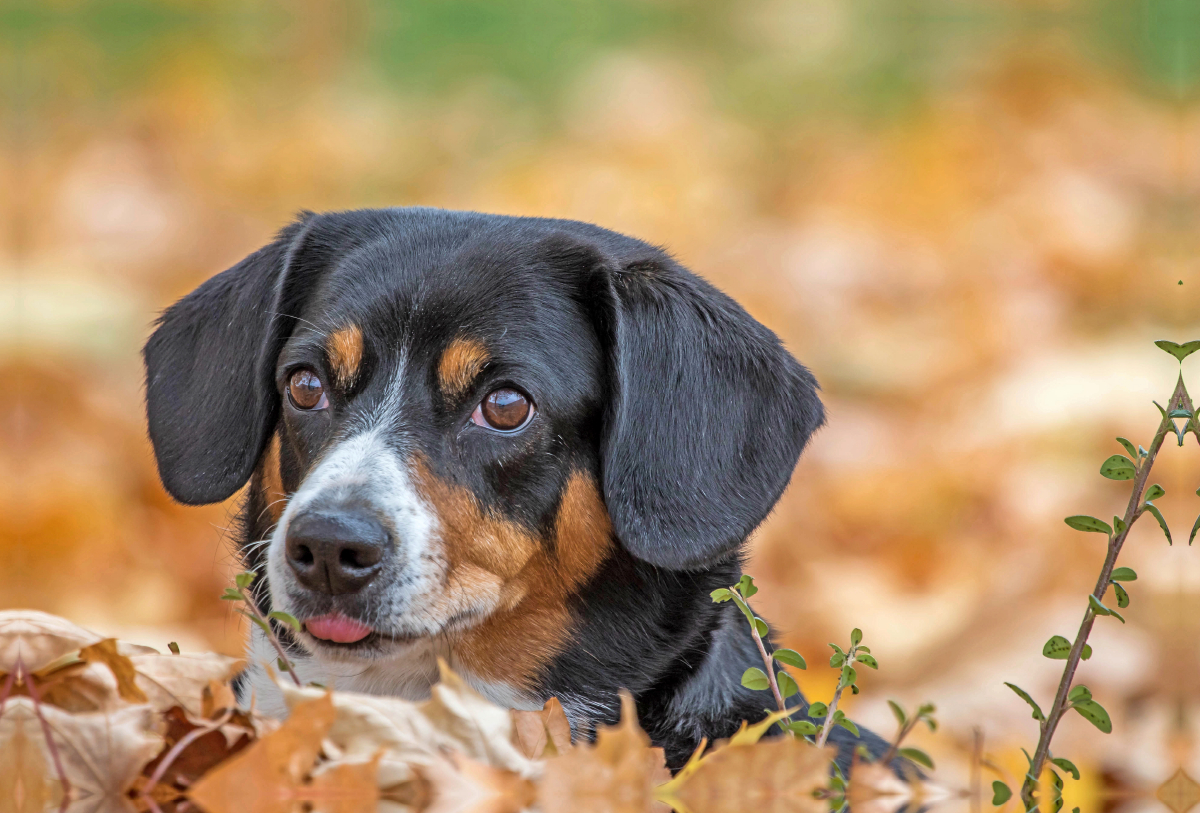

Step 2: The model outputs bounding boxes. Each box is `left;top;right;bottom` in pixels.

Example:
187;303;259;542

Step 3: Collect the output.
412;462;613;689
327;324;364;388
437;337;489;399
257;434;287;525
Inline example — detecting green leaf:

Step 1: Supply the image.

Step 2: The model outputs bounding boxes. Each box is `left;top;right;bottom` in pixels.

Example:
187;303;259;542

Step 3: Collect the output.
167;642;181;655
888;700;907;726
1115;437;1138;459
1089;595;1124;622
220;589;243;601
1005;682;1045;722
1068;684;1092;702
899;747;934;770
1113;516;1127;534
1072;699;1112;733
772;648;806;669
992;781;1012;805
850;628;863;646
235;608;270;635
808;702;828;718
710;588;732;603
850;684;860;695
1099;454;1136;480
1042;635;1072;659
1171;407;1195;419
754;617;769;637
857;654;879;669
1064;515;1112;535
1155;400;1168;420
235;571;256;589
836;717;860;737
1191;514;1200;546
1113;583;1130;608
1110;567;1137;581
1143;502;1172;545
776;670;800;699
268;611;302;632
1051;757;1080;781
830;653;845;668
1145;484;1166;501
842;665;857;686
784;720;818;736
741;667;770;691
1155;339;1200;362
736;574;758;598
832;709;845;722
1081;644;1093;660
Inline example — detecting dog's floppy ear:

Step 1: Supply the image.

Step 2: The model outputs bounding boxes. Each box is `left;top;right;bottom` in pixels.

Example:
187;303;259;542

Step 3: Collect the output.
553;236;825;570
144;214;322;505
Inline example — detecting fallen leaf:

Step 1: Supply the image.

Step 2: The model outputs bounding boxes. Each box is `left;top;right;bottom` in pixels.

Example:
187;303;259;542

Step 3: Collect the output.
130;652;242;716
415;752;536;813
656;736;832;813
136;706;254;808
512;697;572;759
306;756;382;813
12;698;166;813
844;759;923;813
538;691;669;813
0;700;62;813
187;692;376;813
79;640;148;704
0;610;103;674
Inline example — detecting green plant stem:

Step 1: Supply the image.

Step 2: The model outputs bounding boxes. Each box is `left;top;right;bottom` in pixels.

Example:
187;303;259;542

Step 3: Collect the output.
746;601;788;714
878;717;919;766
240;588;303;687
1019;374;1194;808
814;663;852;749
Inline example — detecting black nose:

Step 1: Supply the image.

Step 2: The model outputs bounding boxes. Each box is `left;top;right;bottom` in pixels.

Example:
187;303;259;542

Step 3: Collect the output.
285;509;390;595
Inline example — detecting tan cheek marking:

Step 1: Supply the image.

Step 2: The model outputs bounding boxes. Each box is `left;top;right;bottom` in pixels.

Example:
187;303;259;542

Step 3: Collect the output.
413;462;614;690
438;337;489;400
256;434;287;525
327;324;364;388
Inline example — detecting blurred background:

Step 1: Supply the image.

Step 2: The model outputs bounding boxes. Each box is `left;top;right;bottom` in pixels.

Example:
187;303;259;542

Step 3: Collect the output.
5;1;1200;809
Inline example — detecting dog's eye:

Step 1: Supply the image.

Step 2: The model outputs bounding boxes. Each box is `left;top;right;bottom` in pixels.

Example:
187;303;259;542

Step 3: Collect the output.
288;368;328;411
471;388;534;432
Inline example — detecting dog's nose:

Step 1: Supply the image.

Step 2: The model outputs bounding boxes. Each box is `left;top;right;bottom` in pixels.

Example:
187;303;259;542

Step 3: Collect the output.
285;509;390;595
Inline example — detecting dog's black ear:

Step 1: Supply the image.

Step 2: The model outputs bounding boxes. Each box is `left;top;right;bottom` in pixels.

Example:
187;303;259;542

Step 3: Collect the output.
554;237;825;570
144;214;321;505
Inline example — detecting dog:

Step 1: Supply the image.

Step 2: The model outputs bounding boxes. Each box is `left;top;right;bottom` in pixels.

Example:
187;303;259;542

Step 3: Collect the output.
143;207;888;770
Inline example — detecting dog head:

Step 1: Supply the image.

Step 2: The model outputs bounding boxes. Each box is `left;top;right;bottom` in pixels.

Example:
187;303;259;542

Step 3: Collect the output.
144;208;823;687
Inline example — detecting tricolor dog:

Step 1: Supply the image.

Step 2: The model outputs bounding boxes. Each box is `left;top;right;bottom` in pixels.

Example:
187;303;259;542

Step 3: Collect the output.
143;208;886;769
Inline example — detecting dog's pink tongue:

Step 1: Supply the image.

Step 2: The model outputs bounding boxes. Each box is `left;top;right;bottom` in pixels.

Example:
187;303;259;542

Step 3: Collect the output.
305;614;372;643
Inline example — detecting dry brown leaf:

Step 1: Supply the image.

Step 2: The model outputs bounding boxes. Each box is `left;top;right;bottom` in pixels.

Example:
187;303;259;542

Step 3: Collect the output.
511;697;571;759
187;692;377;813
414;752;536;813
279;660;536;778
136;706;253;807
0;610;104;674
202;679;239;719
10;699;166;813
0;700;62;813
130;652;242;716
659;736;832;813
79;640;148;705
537;691;669;813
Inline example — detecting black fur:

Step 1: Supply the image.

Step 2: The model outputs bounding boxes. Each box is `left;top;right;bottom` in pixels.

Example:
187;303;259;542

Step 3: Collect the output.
144;207;888;771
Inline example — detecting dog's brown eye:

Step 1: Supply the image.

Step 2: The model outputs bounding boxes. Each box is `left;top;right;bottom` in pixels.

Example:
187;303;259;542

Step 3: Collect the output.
288;369;327;410
472;388;533;432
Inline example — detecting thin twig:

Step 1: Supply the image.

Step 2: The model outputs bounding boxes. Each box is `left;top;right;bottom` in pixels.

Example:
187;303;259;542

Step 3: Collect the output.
748;618;787;713
239;588;303;687
814;664;852;749
1019;374;1194;807
141;707;235;808
878;717;919;765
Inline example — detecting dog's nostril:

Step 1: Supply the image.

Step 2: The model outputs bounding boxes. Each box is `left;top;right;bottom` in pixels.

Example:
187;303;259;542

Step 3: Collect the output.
284;508;391;595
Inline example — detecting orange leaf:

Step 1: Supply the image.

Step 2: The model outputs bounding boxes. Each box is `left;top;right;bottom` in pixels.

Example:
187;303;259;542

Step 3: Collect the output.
512;697;572;759
80;638;149;704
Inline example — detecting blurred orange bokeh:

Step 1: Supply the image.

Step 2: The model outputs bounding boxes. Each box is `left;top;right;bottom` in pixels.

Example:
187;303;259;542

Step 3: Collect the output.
5;2;1200;806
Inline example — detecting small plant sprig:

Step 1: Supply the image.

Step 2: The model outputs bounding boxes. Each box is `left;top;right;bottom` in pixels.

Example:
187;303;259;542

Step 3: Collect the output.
221;571;304;687
998;340;1200;810
711;575;808;724
812;628;876;748
878;700;937;770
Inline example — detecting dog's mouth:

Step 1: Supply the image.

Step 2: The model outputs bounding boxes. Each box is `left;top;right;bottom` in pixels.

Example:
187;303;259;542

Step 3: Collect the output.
304;613;374;644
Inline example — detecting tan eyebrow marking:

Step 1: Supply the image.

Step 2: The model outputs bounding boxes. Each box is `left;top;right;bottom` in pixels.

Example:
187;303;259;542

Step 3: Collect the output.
438;337;490;399
327;324;364;389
